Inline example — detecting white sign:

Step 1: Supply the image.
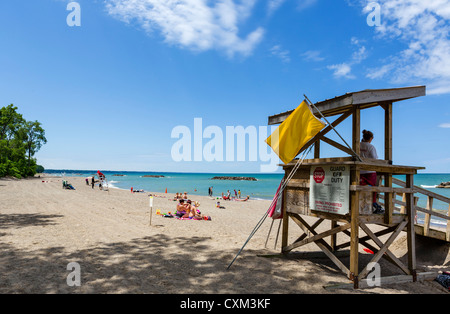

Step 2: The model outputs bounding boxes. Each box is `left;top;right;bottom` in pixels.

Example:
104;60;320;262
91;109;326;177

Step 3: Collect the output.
309;165;350;215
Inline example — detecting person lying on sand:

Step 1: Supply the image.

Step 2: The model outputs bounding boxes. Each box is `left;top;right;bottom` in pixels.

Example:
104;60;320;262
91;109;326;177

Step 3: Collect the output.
234;195;250;201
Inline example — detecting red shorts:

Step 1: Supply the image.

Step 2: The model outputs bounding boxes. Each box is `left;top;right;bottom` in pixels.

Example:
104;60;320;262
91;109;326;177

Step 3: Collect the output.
360;172;377;186
360;172;377;203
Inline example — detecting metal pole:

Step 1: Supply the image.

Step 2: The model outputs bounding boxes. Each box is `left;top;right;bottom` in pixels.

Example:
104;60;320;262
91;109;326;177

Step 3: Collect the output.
303;94;362;162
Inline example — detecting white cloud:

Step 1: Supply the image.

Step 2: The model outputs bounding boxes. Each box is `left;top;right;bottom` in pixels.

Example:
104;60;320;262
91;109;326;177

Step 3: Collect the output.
297;0;318;11
268;0;318;15
328;63;355;79
105;0;265;57
328;37;367;79
301;50;325;62
270;45;291;63
362;0;450;95
439;123;450;128
267;0;286;15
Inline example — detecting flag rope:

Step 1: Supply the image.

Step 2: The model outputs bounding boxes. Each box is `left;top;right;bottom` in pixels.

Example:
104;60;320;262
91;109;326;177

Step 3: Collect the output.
303;94;362;162
226;144;314;270
227;94;358;270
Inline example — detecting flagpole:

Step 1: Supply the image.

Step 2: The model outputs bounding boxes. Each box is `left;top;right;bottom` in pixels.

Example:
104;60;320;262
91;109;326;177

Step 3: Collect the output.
303;94;362;162
227;145;314;270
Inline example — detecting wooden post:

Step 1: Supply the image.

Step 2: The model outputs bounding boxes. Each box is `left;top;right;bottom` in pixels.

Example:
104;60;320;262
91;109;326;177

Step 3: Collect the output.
405;174;416;278
384;103;393;224
350;167;360;286
314;141;320;159
149;196;154;226
424;196;433;237
384;103;393;162
331;220;337;251
401;193;406;214
281;188;289;253
447;204;450;242
384;174;393;224
352;107;361;157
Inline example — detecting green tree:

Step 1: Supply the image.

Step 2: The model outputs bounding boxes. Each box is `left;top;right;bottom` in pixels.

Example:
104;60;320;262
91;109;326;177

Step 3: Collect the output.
0;105;46;178
0;104;25;163
22;120;47;169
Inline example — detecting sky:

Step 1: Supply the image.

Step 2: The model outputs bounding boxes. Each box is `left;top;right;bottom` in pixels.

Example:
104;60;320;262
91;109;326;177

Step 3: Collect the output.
0;0;449;173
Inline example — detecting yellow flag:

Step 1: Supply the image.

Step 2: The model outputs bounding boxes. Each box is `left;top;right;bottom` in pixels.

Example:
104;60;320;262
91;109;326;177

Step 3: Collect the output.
265;100;325;164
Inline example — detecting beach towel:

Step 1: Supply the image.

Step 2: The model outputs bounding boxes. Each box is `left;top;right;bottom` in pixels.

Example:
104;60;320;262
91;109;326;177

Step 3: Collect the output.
268;180;283;219
435;272;450;290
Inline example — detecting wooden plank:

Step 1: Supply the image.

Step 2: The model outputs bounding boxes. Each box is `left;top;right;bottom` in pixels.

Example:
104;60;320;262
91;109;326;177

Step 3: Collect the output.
297;109;354;156
268;86;426;124
314;141;320;159
384;174;393;224
316;240;351;279
447;204;450;242
281;190;289;251
352;86;426;105
358;219;409;279
393;177;450;203
350;190;360;280
384;102;393;161
283;160;424;174
405;174;417;274
289;215;334;252
331;220;338;251
391;199;450;221
352;107;360;157
424;196;433;237
324;272;437;290
283;223;351;252
414;225;448;242
359;222;410;275
321;136;355;156
349;185;413;193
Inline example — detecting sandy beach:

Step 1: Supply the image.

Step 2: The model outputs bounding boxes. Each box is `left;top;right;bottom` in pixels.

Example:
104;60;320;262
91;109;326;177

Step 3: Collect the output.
0;175;449;294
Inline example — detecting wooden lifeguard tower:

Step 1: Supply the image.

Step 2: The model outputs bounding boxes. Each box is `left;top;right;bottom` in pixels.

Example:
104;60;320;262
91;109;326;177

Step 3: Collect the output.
268;86;450;288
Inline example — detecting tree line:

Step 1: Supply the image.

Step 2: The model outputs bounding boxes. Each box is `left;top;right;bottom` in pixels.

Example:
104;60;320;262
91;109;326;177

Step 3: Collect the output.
0;104;47;178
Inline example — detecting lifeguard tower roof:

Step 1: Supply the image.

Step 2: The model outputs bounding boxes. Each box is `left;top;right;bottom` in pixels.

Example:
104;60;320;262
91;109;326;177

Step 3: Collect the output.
268;85;426;125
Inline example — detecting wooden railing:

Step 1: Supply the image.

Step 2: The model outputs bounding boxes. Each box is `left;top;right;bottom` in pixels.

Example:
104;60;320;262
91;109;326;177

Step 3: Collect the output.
379;178;450;242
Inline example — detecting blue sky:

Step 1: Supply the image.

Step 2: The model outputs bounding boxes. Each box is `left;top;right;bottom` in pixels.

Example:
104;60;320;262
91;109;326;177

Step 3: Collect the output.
1;0;449;173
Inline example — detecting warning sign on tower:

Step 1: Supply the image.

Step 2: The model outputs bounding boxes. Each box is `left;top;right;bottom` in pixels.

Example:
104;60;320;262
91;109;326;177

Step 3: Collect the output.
309;165;350;215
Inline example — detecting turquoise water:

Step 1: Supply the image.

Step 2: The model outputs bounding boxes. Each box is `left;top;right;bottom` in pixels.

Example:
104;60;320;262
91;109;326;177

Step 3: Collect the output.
46;170;284;200
46;170;449;227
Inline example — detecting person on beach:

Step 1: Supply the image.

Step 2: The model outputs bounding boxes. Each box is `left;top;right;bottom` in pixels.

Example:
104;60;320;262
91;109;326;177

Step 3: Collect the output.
91;176;95;189
182;192;188;199
176;199;189;217
176;199;209;220
360;129;384;214
186;200;210;220
238;189;241;199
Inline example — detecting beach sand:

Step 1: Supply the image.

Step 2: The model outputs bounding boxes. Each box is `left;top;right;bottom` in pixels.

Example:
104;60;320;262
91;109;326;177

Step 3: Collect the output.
0;175;449;294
